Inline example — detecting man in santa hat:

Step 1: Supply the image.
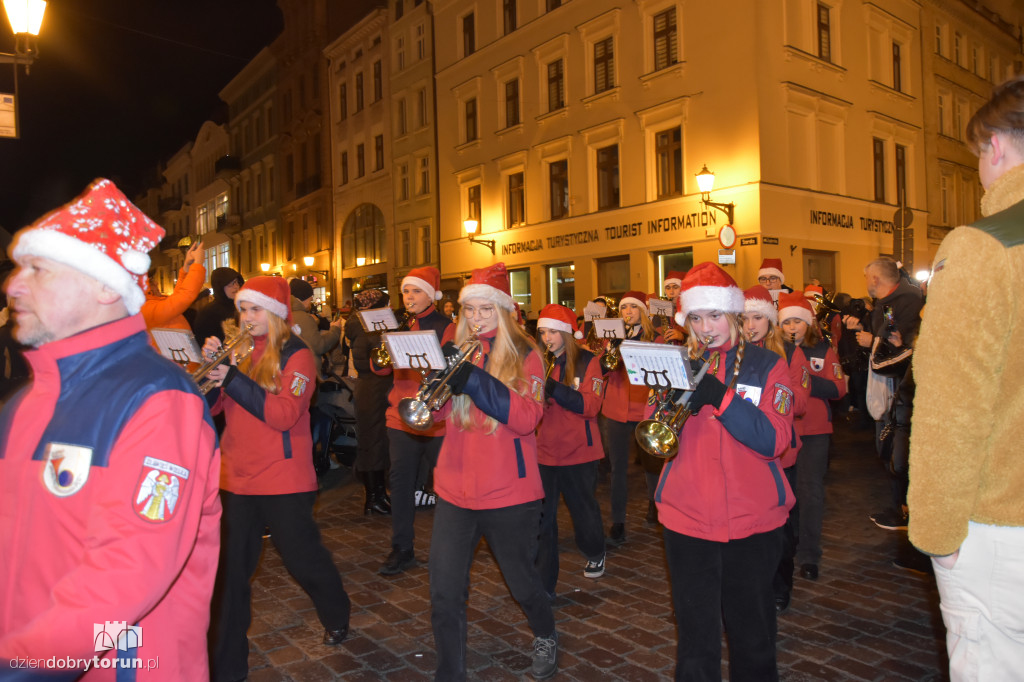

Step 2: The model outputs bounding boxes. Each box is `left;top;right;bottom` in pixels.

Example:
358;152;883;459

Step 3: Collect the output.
0;179;222;680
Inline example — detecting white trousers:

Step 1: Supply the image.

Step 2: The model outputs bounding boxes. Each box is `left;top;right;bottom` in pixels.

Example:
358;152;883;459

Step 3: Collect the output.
932;521;1024;681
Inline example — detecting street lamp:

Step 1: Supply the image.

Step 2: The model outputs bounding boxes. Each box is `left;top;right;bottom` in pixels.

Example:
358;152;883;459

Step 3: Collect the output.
302;255;328;279
260;262;270;272
1;0;47;140
695;164;735;225
464;219;494;254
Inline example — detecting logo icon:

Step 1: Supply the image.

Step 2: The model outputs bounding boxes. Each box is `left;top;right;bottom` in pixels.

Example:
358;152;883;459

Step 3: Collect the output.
133;457;189;523
94;622;142;652
42;443;93;497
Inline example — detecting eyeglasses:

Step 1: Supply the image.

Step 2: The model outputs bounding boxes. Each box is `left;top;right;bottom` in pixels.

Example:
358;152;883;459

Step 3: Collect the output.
462;304;496;319
757;276;781;284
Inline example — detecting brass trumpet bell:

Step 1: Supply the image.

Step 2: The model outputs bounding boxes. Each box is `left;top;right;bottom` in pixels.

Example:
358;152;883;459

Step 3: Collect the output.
635;418;681;459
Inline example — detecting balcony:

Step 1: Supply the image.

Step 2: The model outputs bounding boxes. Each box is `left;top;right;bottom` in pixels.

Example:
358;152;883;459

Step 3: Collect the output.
217;213;242;234
158;195;183;214
295;174;322;199
215;155;242;179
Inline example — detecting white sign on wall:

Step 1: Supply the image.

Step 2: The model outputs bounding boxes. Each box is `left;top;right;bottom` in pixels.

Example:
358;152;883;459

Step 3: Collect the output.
0;93;16;139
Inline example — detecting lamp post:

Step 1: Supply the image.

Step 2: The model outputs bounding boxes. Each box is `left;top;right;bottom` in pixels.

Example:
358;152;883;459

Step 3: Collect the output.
1;0;47;140
464;219;495;254
695;164;735;225
302;255;329;279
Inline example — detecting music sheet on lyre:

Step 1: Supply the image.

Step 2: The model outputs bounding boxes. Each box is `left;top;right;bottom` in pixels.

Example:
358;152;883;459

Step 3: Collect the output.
648;298;674;319
619;340;694;390
592;318;626;339
382;331;447;370
152;328;202;365
358;308;399;332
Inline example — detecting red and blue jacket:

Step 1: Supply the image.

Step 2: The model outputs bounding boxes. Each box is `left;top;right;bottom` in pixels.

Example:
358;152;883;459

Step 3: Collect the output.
0;315;221;681
432;332;546;510
371;308;455;437
210;334;318;495
537;350;605;467
780;341;812;467
655;341;796;542
601;329;662;423
795;340;846;437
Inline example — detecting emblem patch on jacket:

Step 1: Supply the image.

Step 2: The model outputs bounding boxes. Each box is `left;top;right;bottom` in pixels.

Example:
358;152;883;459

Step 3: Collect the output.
832;363;844;380
531;374;544;402
134;457;190;523
810;357;824;372
42;443;93;497
290;371;310;397
801;366;809;388
772;384;794;416
735;384;762;406
592;377;603;396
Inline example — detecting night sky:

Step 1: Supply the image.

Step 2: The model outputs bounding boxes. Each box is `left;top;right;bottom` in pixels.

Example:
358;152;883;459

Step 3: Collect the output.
0;0;285;234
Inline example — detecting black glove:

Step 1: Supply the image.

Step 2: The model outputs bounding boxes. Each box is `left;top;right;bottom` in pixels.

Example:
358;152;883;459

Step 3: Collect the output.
688;358;704;375
544;377;558;397
688;375;728;412
442;341;461;360
447;359;475;395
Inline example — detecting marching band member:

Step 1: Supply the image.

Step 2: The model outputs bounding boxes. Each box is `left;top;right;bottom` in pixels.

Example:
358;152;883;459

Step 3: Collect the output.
777;292;846;583
371;267;455;576
660;270;688;343
656;263;795;680
535;304;607;596
429;263;558;681
744;285;811;613
204;277;351;682
600;290;662;544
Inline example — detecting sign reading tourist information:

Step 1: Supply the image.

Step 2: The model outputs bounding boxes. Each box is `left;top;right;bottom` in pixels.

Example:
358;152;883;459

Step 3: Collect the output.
808;208;904;234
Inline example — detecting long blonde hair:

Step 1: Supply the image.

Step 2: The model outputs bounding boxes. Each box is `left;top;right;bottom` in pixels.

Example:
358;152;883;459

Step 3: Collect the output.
761;321;786;358
237;315;291;393
452;307;539;433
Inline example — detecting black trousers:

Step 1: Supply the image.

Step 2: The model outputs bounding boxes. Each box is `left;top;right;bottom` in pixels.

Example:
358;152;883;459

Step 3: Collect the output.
388;427;443;552
537;461;606;594
773;466;798;598
429;498;555;681
664;526;783;682
353;373;392;473
211;491;350;682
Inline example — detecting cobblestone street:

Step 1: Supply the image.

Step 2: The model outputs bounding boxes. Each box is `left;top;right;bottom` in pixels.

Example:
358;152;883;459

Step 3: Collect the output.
241;414;948;681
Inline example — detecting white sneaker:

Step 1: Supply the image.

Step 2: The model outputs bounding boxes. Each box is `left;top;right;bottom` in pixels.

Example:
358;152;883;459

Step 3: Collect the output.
583;554;605;579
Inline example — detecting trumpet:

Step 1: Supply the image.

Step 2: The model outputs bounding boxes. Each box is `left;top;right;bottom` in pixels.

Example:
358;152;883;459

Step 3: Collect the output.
192;323;255;395
634;337;713;459
398;329;482;431
543;348;557;385
372;309;413;367
599;324;632;373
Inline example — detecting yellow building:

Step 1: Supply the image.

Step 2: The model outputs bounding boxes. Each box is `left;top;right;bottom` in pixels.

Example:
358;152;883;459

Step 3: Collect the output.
434;0;1023;311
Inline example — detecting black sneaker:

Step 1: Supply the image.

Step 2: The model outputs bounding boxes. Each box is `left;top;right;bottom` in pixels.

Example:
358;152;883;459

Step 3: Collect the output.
379;547;417;576
530;633;558;680
870;508;908;531
583;554;606;579
606;523;626;548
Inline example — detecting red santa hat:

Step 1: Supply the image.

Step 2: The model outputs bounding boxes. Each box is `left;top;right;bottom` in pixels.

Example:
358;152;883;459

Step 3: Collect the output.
744;285;778;325
758;258;785;285
537;303;583;339
459;262;515;311
10;178;165;315
402;266;443;301
663;270;686;289
675;262;745;326
618;290;648;311
778;291;814;326
236;276;293;325
804;284;823;300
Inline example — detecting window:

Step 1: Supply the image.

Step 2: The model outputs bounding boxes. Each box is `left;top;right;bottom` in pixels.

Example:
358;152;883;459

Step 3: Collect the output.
397;98;407;135
399;163;409;200
597;257;630;302
594;37;614;93
547;264;574;309
416;24;425;60
419;225;431;263
399;228;410;267
286;154;294;189
934;24;943;55
940;175;950;224
508;172;525;228
597;144;619;210
817;3;831;62
503;0;516;35
340;151;349;185
549;159;568;220
355;73;364;112
654;8;678;71
937;93;947;135
418;156;430;194
373;60;382;101
417;88;428;127
375;135;384;171
895;144;907;206
465;98;478;142
283;90;292;123
656;127;682;199
510;268;531;314
657;250;693;293
396;37;405;70
356;144;365;178
394;0;403;20
972;46;980;75
467;184;481;220
463;13;475;56
954;33;962;66
505;79;520;127
892;42;902;92
547;59;565;112
342;203;386;268
872;138;885;202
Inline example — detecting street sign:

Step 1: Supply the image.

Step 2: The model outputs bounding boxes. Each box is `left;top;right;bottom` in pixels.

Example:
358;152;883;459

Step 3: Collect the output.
739;237;758;246
718;249;736;265
763;236;779;245
718;224;736;249
0;94;17;139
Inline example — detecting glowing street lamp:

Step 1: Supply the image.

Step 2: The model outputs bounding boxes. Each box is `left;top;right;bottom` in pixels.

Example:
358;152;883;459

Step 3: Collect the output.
1;0;47;139
464;219;494;254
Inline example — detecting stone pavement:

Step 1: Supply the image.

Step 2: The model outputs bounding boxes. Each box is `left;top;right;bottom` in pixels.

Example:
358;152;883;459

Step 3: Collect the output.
241;414;949;681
